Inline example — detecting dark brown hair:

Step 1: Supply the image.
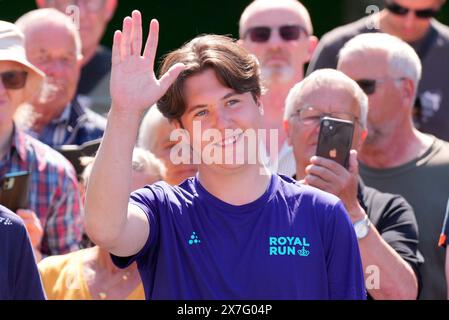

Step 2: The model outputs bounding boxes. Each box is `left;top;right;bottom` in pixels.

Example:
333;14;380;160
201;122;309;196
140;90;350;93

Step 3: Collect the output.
157;34;263;121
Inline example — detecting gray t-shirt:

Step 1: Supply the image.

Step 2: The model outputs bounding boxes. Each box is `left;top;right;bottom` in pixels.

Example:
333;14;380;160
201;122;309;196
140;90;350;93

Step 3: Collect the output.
308;17;449;142
359;136;449;300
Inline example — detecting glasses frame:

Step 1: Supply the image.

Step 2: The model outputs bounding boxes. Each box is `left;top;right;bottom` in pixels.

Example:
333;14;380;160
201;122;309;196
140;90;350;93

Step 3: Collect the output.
0;71;28;90
289;106;361;127
243;24;309;43
385;0;441;19
356;77;406;95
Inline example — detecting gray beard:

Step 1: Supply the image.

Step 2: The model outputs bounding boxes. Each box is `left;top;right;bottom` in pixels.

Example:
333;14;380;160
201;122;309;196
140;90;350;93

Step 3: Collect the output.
261;65;295;86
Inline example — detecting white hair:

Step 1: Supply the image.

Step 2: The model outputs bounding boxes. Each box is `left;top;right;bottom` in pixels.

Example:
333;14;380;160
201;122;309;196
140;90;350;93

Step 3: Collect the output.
131;147;166;180
80;147;165;188
138;106;171;153
239;0;313;37
284;69;368;129
338;33;422;92
15;8;82;58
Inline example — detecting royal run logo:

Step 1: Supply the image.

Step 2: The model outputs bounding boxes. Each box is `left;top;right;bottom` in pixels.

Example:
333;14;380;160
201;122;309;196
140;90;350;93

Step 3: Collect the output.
269;236;310;257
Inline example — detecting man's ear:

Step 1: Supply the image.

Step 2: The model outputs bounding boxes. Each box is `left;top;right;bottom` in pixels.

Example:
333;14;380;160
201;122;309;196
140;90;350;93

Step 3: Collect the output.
361;128;368;143
400;78;415;108
35;0;46;8
283;119;292;146
105;0;118;22
306;36;319;62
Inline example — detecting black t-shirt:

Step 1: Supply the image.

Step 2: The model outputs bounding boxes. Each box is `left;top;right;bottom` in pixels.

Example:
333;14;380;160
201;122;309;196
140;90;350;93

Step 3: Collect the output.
0;205;46;300
77;45;111;95
292;175;422;298
357;180;423;288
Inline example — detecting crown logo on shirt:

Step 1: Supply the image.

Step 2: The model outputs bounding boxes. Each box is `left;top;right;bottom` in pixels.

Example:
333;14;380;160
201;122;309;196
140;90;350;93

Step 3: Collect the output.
297;246;310;257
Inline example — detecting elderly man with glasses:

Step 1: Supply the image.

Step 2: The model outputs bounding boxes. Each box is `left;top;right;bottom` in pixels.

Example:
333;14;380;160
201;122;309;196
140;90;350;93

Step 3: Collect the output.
37;0;118;115
337;32;449;300
285;68;421;300
308;0;449;142
238;0;318;177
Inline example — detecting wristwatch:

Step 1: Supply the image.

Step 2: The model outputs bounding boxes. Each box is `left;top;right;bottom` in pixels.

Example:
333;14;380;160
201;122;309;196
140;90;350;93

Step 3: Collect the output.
353;215;371;240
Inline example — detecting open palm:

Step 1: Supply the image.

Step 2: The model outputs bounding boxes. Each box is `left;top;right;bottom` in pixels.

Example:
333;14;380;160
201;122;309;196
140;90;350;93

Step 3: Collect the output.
110;11;185;114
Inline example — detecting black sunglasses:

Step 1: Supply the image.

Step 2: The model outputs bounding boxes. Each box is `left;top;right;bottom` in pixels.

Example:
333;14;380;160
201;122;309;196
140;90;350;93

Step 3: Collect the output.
385;1;440;18
0;71;28;90
243;25;307;43
356;78;405;95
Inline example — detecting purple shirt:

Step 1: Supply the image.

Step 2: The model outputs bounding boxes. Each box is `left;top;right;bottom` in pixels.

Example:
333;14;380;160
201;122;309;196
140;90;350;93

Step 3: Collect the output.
112;174;366;300
0;205;46;300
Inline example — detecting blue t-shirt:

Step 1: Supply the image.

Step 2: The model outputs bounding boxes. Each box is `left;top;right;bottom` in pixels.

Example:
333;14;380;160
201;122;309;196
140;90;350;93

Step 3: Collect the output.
112;174;366;300
0;205;46;300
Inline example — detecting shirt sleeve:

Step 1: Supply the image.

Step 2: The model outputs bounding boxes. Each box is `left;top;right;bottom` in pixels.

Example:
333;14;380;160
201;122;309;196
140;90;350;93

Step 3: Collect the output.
110;186;161;269
306;34;341;75
13;222;46;300
373;195;423;287
42;169;83;256
325;201;367;300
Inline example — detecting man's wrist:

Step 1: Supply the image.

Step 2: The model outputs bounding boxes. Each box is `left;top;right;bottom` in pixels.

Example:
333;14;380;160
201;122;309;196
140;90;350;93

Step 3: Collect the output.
109;103;145;122
347;203;367;224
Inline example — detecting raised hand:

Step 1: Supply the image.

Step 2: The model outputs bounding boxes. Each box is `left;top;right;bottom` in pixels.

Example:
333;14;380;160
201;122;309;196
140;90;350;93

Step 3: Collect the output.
110;11;185;115
303;150;366;223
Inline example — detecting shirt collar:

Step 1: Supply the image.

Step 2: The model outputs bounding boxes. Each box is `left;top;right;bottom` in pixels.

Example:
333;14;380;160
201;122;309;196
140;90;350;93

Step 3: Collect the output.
50;102;72;125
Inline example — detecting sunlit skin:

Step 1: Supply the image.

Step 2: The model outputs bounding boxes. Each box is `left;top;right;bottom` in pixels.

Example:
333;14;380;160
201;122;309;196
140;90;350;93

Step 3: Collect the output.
24;21;82;128
286;85;364;178
338;49;432;168
146;119;197;185
177;68;265;172
239;1;318;153
37;0;117;65
0;61;26;132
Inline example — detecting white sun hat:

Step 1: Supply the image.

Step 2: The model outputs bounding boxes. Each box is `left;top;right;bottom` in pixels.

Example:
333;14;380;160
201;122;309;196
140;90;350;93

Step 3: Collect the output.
0;20;45;100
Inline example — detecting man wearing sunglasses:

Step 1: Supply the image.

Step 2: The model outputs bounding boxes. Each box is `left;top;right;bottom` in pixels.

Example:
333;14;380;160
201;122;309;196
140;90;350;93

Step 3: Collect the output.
337;32;449;300
285;69;421;299
14;9;106;149
0;21;83;257
238;0;318;177
36;0;118;115
308;0;449;142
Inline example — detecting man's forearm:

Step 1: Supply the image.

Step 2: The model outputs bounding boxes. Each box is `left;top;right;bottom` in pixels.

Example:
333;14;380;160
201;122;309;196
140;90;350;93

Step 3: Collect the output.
359;225;418;300
84;106;142;248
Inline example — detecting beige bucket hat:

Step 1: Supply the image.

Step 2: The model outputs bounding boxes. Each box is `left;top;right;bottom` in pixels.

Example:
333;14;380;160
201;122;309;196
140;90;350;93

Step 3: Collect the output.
0;20;45;101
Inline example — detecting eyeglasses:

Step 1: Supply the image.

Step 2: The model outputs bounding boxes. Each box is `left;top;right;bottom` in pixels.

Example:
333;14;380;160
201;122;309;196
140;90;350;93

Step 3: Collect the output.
290;106;360;127
385;1;440;19
243;25;308;43
356;78;405;95
0;71;28;90
48;0;106;12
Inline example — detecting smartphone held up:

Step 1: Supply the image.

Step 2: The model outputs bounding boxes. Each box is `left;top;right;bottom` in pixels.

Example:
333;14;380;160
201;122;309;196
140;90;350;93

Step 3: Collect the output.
315;117;354;169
